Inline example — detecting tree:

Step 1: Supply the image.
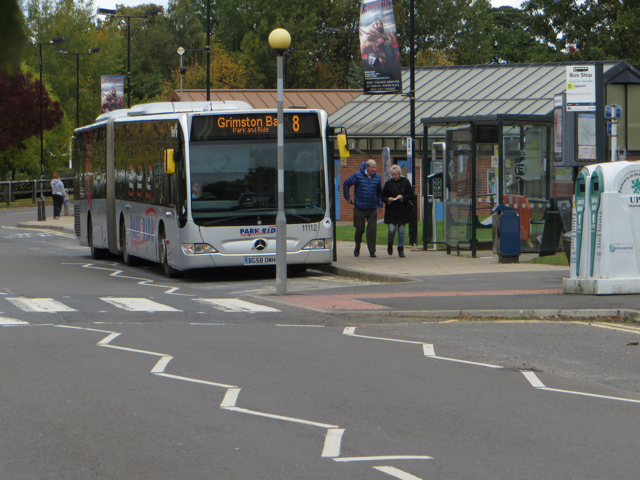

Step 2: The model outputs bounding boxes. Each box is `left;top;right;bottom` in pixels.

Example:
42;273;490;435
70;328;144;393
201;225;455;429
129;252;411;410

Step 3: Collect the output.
489;6;562;64
0;0;29;75
0;68;64;178
523;0;640;67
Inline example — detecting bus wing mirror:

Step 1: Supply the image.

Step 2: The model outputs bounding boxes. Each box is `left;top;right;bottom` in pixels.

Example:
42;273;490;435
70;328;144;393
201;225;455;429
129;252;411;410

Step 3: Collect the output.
337;134;350;158
164;148;175;174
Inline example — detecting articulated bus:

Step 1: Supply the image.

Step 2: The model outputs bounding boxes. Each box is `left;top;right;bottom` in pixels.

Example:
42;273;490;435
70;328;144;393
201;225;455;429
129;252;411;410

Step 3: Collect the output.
73;101;334;277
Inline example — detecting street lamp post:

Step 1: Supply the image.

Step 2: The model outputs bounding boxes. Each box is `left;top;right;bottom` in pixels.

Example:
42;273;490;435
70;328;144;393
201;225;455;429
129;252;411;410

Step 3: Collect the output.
268;28;291;295
34;37;65;221
56;48;100;129
97;7;161;108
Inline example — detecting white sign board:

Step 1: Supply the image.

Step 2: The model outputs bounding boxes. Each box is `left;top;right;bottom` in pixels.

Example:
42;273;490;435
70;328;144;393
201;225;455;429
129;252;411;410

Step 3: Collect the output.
566;66;596;111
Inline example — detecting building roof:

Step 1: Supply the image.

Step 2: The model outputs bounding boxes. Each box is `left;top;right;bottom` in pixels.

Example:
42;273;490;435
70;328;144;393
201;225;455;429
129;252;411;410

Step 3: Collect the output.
166;89;361;115
329;61;640;137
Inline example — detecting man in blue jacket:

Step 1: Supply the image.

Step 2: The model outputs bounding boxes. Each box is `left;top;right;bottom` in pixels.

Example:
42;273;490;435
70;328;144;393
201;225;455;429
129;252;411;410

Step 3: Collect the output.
343;160;383;257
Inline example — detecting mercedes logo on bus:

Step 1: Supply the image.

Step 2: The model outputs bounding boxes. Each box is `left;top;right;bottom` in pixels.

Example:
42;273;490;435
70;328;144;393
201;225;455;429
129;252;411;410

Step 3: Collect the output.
254;239;267;251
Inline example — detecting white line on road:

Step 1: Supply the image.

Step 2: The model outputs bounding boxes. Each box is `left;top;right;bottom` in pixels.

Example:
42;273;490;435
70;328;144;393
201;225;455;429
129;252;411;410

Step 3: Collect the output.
540;387;640;404
55;325;116;334
223;407;339;429
430;356;503;369
0;317;29;325
522;371;546;388
333;455;432;462
321;428;345;457
100;297;181;312
276;324;325;327
220;388;242;408
98;333;121;345
6;297;76;313
151;356;173;373
373;466;424;480
195;298;280;313
155;373;236;389
99;344;169;356
423;344;435;356
343;327;356;335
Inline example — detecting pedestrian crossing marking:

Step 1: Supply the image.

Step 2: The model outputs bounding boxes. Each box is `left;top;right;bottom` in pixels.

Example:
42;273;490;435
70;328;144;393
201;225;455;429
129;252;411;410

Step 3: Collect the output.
100;297;182;312
194;298;280;313
5;297;77;313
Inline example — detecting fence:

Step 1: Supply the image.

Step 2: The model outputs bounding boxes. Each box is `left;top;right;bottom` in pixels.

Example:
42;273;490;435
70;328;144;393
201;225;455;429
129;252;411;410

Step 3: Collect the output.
0;178;74;207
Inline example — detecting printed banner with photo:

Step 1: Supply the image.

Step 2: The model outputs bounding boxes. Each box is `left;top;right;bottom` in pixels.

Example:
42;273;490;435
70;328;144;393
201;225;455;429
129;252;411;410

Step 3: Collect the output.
100;75;125;113
359;0;402;94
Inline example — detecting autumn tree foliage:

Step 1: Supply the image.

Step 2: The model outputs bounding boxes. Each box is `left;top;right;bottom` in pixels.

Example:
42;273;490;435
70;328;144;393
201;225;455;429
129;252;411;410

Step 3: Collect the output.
0;68;64;152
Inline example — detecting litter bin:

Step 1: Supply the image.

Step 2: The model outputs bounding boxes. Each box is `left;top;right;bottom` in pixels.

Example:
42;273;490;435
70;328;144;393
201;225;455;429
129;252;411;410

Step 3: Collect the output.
492;204;520;263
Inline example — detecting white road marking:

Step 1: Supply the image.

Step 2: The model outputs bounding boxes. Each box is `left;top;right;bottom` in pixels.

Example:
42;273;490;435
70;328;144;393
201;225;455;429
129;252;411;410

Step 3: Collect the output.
423;344;435;356
276;324;324;327
0;317;29;325
195;298;280;313
334;455;432;462
155;373;236;389
373;466;424;480
99;345;169;356
98;333;121;345
151;356;173;373
5;297;76;313
55;325;116;334
321;428;345;457
220;388;242;408
522;371;546;388
429;356;503;369
100;297;181;312
343;327;356;335
540;387;640;404
223;407;339;429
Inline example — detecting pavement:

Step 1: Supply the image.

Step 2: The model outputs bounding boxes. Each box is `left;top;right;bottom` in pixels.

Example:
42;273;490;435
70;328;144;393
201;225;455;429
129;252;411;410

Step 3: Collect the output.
14;212;640;323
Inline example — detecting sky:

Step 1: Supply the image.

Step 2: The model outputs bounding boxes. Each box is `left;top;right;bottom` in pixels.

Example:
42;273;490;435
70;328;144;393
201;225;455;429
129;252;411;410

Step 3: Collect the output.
96;0;525;13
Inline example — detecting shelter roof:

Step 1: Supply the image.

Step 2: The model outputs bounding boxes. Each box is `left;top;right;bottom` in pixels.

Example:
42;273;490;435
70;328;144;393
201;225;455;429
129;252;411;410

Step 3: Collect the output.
166;89;360;115
328;61;640;137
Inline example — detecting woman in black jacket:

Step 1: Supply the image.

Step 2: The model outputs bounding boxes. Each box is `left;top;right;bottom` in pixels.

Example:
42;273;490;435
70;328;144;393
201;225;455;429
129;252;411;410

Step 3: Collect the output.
381;165;415;257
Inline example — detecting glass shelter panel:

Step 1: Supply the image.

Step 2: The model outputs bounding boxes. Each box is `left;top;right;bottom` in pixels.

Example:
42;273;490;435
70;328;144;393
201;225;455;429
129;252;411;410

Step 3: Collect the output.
445;126;473;247
502;124;551;252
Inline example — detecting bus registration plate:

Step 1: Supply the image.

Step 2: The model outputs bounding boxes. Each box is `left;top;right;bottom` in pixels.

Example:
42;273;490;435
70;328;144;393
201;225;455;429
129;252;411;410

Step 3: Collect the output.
244;256;277;266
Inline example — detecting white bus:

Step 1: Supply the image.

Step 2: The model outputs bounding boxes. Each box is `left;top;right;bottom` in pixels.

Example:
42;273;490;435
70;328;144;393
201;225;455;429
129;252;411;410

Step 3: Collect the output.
73;101;335;277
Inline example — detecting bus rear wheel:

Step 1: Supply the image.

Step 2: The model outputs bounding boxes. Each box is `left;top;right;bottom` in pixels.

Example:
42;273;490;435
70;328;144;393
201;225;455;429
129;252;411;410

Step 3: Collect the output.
120;221;138;266
88;217;107;260
159;229;182;278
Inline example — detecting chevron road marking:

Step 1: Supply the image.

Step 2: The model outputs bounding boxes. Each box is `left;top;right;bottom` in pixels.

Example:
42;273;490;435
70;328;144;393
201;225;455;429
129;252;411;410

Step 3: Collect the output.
373;466;425;480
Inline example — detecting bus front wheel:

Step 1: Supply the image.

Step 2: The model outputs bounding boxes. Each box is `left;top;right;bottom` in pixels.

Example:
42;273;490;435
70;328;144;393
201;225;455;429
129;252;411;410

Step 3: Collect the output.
88;217;107;260
159;229;182;278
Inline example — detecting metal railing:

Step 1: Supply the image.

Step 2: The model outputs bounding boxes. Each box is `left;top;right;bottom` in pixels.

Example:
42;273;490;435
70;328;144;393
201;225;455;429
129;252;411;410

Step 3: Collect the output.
0;178;74;207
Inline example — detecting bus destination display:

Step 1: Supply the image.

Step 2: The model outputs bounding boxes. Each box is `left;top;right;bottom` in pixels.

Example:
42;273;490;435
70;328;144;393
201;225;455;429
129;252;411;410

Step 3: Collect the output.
192;112;320;141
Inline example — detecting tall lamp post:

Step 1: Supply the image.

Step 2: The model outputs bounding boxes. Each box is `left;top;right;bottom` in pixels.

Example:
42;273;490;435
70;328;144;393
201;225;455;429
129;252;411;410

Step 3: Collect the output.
56;48;100;129
268;28;291;295
97;7;161;108
33;37;65;221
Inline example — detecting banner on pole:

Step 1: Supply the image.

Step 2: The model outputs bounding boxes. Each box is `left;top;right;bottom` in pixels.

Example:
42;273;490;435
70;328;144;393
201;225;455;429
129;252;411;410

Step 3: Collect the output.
100;75;125;113
359;0;402;94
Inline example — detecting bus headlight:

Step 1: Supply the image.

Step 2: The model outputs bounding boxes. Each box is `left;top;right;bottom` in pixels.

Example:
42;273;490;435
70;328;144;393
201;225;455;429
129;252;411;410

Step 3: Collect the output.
302;238;333;250
181;243;218;254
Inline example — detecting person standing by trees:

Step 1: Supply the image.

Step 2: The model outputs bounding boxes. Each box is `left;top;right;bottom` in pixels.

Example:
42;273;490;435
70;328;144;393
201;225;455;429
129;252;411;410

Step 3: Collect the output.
343;160;383;258
381;165;414;258
50;172;66;219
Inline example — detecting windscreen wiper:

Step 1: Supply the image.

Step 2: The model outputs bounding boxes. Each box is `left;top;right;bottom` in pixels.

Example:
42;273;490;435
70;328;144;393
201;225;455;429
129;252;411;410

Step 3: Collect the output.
285;211;311;223
202;216;242;226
